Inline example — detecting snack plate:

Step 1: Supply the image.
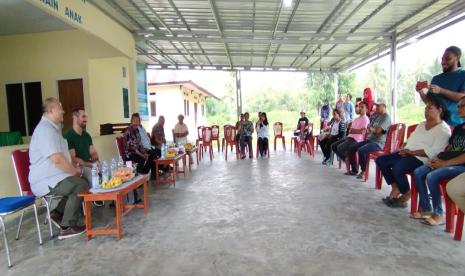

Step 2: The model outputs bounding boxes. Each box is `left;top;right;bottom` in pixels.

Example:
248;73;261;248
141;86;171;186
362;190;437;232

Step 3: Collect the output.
89;175;140;194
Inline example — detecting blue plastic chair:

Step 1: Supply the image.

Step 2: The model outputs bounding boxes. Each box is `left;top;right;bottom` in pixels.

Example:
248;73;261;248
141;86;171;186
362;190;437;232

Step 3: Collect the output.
0;195;42;268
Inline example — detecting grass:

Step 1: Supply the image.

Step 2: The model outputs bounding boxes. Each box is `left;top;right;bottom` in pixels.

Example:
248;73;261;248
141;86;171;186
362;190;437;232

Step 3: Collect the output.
397;104;424;126
207;104;425;134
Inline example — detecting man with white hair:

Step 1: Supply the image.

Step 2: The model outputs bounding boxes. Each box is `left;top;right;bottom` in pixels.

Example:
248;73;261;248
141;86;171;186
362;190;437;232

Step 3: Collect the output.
173;114;189;145
29;97;87;239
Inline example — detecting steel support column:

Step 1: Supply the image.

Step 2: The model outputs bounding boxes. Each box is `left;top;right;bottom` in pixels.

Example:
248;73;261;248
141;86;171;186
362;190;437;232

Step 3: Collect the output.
390;32;397;122
236;71;242;118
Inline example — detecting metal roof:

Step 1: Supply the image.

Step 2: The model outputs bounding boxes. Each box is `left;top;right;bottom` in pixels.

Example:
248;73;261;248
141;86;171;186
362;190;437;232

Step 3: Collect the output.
90;0;465;71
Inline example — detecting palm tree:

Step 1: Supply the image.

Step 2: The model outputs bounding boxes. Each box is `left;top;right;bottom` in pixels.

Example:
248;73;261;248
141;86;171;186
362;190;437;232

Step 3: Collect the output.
365;63;388;103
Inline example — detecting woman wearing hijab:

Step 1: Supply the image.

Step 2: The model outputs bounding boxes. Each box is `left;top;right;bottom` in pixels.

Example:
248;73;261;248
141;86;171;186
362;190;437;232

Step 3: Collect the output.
363;88;374;114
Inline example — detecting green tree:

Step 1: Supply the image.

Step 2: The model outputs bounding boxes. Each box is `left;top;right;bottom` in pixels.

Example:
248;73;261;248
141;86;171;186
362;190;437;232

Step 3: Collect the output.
422;58;442;81
365;62;388;103
306;71;335;116
337;72;356;95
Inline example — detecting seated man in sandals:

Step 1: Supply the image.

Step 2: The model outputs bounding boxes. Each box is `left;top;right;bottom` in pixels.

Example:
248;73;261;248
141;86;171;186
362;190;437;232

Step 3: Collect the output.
375;94;451;209
413;96;465;225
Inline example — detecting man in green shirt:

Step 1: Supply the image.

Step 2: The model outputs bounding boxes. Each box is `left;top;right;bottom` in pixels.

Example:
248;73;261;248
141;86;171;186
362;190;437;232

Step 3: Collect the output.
64;108;99;168
63;108;103;206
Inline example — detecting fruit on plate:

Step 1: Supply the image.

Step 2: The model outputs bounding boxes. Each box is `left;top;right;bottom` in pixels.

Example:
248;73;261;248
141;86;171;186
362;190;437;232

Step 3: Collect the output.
101;177;123;189
167;148;178;154
185;143;193;150
112;167;135;181
165;148;177;158
165;152;176;158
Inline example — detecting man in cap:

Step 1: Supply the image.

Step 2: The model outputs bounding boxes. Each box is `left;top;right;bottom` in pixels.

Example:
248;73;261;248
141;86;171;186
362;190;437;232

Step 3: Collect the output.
416;46;465;126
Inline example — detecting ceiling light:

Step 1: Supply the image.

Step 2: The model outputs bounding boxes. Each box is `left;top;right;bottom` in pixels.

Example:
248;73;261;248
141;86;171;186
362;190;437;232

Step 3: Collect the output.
283;0;292;8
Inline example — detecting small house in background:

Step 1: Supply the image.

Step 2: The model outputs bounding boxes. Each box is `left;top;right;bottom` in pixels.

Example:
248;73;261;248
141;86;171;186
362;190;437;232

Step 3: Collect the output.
147;81;219;142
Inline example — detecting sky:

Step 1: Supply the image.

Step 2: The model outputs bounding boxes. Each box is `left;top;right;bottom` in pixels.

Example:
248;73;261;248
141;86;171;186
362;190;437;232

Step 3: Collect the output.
147;18;465;98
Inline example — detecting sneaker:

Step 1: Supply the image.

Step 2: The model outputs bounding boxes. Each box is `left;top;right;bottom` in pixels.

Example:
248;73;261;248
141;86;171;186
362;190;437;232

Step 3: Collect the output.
356;172;365;179
58;226;86;240
49;210;63;229
93;201;104;207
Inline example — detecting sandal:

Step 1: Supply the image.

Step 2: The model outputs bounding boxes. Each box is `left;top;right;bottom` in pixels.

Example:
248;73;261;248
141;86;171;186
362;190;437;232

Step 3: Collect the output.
381;196;398;203
410;212;432;220
421;216;445;226
386;198;407;208
344;171;357;176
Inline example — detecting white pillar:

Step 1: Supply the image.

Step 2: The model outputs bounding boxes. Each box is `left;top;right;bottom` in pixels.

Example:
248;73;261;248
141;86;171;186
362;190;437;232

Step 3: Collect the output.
390;32;397;122
236;70;242;118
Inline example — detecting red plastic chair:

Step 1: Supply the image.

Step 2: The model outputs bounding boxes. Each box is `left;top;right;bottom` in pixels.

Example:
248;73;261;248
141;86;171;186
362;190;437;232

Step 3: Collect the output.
224;126;239;161
439;180;458;234
401;124;419;213
211;125;220;152
365;123;406;185
455;209;464;241
273;122;286;151
11;149;54;239
221;124;233;152
294;123;314;158
115;136;128;162
201;127;214;161
196;126;205;147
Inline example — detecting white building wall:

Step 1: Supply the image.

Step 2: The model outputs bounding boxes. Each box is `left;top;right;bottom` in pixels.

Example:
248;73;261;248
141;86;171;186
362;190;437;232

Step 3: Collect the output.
146;85;210;143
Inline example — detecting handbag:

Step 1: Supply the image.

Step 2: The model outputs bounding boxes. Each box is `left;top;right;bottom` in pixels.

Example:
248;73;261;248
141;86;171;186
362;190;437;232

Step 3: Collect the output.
437;151;465;160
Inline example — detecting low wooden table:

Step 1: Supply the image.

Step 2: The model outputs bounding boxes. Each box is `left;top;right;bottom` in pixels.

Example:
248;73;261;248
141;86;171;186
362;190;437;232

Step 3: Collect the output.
78;175;149;240
185;146;199;172
154;153;187;186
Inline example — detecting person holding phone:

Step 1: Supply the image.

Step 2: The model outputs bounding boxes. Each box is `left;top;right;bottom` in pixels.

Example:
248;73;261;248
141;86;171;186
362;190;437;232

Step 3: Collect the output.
256;112;269;157
377;95;451;209
416;46;465;127
412;96;465;224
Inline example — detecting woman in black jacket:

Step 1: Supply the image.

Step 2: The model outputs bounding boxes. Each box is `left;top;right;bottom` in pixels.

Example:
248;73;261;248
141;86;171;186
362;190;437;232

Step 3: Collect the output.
320;109;346;165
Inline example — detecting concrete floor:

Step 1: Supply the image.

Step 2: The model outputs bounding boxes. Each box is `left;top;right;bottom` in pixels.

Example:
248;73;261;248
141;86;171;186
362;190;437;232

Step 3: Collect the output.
1;150;465;275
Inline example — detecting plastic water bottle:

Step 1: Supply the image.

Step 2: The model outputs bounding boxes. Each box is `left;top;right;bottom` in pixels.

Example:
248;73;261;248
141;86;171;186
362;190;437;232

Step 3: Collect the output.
161;143;166;158
110;158;117;178
101;160;109;182
117;156;124;169
91;163;100;189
